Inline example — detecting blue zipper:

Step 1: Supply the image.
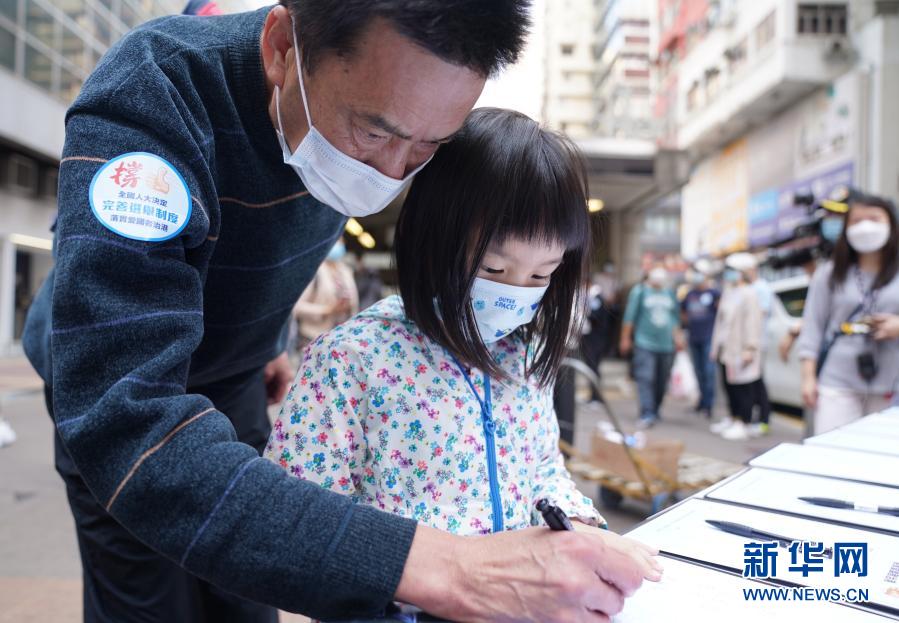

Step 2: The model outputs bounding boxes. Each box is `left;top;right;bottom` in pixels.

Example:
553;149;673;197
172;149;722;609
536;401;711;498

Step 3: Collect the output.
451;355;504;532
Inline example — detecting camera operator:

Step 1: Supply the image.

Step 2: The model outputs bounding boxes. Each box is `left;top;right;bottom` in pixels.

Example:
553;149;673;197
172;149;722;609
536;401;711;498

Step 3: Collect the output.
796;189;899;434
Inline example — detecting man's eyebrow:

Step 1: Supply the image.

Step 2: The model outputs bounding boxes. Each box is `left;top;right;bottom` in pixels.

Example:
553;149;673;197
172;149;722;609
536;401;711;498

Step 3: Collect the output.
359;113;456;143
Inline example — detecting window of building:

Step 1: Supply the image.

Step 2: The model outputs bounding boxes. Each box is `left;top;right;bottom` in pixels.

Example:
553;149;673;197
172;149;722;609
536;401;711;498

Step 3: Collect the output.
798;4;848;35
24;42;52;90
7;154;39;195
42;166;59;198
0;23;15;71
687;81;700;112
705;66;721;100
26;1;57;48
725;37;748;73
0;0;16;23
755;10;776;50
59;66;82;103
560;43;574;56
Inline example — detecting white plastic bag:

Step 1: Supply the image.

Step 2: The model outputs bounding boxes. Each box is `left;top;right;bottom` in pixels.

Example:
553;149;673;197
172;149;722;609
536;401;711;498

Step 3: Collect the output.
668;351;699;402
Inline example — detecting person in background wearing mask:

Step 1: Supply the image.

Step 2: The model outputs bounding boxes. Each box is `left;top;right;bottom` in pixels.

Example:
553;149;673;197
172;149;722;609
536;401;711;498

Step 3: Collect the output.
620;266;684;428
797;190;899;434
710;255;763;441
779;204;846;362
292;238;359;352
738;254;773;436
681;261;720;419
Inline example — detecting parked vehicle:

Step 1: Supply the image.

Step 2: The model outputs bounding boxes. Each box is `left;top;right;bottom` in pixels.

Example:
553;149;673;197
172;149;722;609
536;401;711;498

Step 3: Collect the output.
763;274;809;410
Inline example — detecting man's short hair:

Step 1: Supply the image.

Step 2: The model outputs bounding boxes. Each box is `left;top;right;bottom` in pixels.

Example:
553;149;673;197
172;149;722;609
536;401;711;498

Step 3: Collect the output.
280;0;531;77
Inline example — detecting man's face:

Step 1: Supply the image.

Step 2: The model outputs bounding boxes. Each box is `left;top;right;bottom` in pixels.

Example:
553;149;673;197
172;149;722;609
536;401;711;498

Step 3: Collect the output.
268;10;486;180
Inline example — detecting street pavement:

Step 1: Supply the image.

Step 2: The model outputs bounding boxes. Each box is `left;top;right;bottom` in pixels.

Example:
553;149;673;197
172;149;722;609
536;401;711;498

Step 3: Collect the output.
0;356;803;620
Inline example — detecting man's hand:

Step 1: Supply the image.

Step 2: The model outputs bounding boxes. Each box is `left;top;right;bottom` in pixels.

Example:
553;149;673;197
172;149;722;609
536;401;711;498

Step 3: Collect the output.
263;352;293;406
674;332;685;352
871;313;899;341
619;336;632;358
396;524;662;622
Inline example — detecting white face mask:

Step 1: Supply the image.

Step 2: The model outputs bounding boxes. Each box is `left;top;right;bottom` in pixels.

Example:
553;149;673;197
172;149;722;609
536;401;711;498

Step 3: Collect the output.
846;220;891;254
274;27;431;217
469;277;547;344
648;268;668;286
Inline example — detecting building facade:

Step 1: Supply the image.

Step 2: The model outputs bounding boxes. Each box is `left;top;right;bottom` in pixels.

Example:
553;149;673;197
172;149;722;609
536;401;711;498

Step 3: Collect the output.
543;0;598;137
0;0;257;354
676;0;899;263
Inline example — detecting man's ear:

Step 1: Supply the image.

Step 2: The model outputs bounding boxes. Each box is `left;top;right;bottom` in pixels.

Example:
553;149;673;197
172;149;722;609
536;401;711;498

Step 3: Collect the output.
260;5;295;90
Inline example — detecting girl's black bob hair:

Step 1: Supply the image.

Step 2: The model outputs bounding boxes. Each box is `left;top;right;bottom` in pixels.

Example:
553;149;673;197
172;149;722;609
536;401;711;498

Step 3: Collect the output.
395;107;592;387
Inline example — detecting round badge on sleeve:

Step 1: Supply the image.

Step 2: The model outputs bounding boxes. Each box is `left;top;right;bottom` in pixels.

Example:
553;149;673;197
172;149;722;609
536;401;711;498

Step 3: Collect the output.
89;152;192;242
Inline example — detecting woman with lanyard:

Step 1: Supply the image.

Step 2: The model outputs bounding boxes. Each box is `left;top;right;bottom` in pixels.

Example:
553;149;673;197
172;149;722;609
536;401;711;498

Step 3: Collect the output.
797;189;899;434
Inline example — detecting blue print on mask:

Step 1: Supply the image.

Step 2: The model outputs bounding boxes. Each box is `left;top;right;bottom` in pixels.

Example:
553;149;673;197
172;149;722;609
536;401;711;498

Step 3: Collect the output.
474;299;486;311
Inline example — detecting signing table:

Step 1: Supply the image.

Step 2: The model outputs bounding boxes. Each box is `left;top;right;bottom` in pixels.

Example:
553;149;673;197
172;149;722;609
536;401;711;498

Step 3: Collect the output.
617;407;899;621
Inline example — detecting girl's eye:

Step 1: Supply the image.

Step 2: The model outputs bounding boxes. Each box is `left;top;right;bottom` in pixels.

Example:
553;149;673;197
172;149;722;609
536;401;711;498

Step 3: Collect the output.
532;274;551;280
482;266;503;274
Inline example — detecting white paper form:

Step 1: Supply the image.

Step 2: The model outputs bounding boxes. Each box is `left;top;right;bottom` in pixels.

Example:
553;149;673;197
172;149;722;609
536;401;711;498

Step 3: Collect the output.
613;556;888;623
805;430;899;456
704;468;899;534
750;443;899;488
841;414;899;440
626;498;899;613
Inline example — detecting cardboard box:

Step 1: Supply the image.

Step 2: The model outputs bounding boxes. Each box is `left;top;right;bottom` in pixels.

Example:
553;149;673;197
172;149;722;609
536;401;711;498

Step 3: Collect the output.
590;433;684;482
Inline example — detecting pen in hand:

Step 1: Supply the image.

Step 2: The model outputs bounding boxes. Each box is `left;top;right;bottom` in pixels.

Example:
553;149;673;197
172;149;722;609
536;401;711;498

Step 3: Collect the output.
536;498;574;531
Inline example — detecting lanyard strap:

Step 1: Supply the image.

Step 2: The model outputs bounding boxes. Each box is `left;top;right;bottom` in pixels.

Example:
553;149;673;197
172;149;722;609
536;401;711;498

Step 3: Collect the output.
854;266;879;316
449;353;492;422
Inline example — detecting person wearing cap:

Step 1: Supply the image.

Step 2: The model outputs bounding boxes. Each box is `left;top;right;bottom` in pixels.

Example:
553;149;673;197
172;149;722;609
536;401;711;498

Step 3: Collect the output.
797;189;899;433
710;253;763;441
620;266;684;428
681;261;720;419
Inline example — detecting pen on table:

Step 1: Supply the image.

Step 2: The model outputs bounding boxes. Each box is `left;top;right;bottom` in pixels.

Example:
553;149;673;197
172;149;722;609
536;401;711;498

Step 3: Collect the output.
536;498;574;531
798;496;899;517
705;519;833;558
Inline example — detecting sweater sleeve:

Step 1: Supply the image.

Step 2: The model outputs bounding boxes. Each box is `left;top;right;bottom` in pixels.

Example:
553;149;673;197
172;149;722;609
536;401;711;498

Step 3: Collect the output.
530;393;604;527
47;57;414;618
265;338;368;498
796;265;833;363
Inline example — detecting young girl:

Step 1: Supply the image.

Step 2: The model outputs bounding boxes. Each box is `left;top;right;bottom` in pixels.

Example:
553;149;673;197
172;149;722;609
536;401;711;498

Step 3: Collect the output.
265;108;603;534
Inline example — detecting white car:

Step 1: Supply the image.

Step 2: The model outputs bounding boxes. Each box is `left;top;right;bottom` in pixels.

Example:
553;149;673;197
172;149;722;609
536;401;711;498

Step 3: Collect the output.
763;274;809;410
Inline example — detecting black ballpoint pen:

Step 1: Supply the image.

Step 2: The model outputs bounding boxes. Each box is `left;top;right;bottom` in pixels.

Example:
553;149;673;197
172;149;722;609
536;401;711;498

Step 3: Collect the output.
537;498;574;531
799;496;899;517
706;519;833;558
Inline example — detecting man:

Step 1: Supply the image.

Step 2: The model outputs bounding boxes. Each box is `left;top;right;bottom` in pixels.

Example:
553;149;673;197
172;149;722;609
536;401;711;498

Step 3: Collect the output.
23;3;658;622
619;266;684;428
681;263;720;419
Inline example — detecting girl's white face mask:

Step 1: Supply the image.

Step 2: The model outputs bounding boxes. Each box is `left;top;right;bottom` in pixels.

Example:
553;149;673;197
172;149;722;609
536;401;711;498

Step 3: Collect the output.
846;220;890;254
274;25;430;218
470;277;547;343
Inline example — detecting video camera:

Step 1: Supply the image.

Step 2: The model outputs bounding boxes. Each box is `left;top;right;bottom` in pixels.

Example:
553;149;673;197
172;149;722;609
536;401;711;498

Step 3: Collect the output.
765;188;850;271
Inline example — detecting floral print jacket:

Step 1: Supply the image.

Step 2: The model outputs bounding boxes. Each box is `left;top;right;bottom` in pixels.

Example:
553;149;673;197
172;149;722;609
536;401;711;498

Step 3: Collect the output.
264;296;603;535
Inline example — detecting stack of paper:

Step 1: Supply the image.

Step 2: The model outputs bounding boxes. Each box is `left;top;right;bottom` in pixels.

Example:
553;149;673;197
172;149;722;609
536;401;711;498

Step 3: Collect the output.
749;444;899;488
626;498;899;613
